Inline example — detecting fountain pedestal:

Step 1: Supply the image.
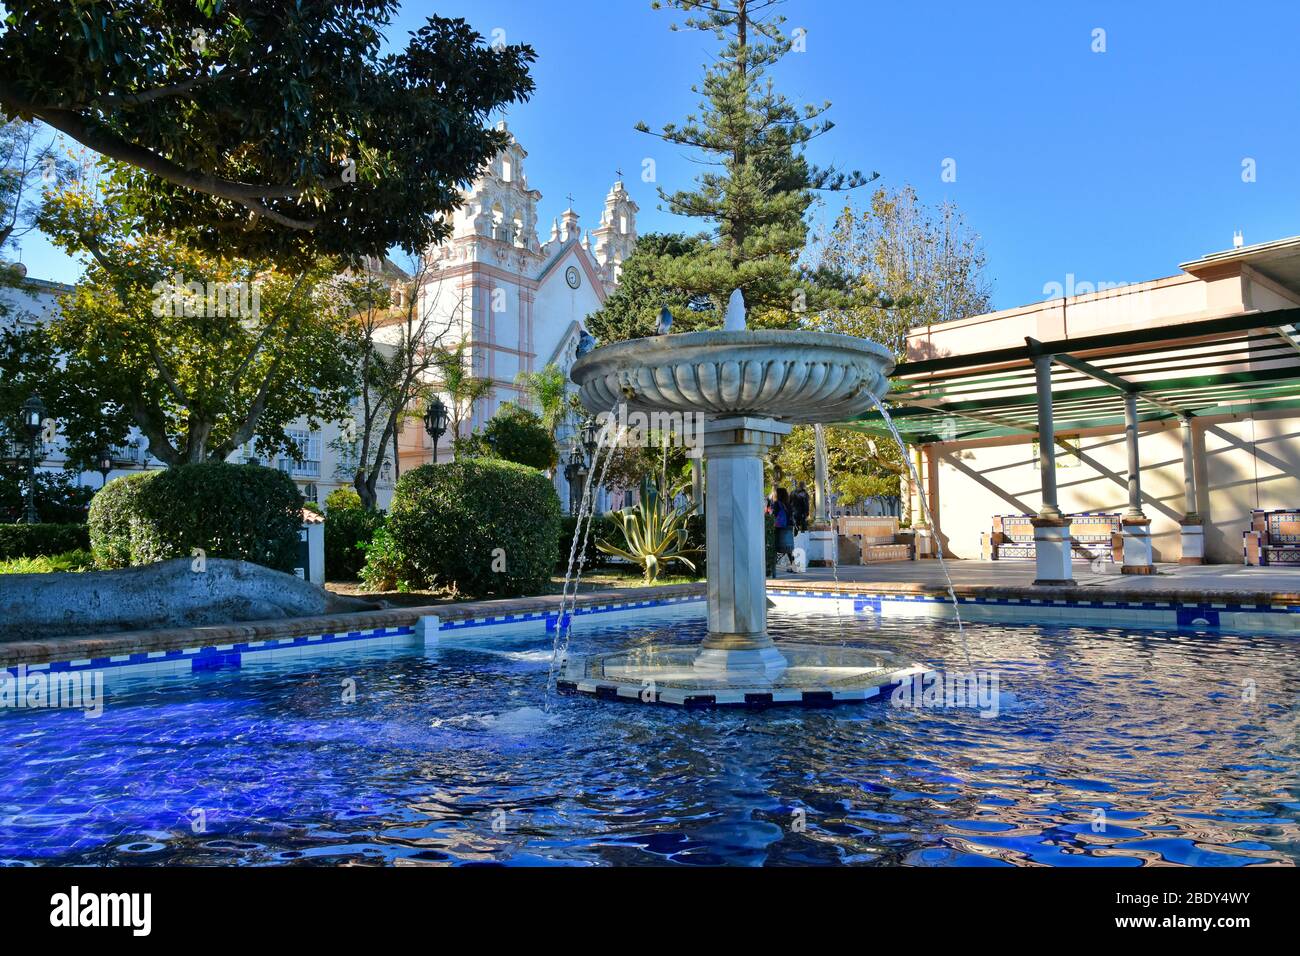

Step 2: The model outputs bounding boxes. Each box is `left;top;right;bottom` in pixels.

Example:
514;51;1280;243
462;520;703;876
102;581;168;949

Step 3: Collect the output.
696;416;791;679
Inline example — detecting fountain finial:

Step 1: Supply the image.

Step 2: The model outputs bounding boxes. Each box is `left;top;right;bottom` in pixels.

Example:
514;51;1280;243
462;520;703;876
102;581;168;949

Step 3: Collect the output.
723;288;746;331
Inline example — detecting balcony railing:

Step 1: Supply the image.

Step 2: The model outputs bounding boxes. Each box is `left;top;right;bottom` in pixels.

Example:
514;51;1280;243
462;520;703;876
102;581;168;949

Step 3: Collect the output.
278;458;321;478
110;443;143;464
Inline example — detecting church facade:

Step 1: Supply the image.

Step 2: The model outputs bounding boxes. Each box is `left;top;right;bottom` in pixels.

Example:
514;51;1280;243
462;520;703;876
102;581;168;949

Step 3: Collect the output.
396;122;638;498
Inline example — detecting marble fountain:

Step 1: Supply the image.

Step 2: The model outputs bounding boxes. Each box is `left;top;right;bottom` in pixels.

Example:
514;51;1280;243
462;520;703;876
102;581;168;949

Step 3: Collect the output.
559;292;926;707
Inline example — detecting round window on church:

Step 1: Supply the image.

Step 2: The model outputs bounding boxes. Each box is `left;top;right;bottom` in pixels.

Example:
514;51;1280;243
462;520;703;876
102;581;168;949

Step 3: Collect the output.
565;265;580;289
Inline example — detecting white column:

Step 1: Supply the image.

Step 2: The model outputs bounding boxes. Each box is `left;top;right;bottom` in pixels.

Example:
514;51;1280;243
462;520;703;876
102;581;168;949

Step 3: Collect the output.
1032;354;1073;584
806;423;835;566
813;423;830;522
690;456;704;516
1178;413;1203;565
912;445;934;559
1120;391;1155;574
695;416;791;679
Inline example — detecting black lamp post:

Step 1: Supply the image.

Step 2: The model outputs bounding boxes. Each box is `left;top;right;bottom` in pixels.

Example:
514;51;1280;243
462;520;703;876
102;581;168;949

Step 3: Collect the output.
563;444;586;515
423;396;448;463
97;448;115;488
581;417;600;463
20;393;45;525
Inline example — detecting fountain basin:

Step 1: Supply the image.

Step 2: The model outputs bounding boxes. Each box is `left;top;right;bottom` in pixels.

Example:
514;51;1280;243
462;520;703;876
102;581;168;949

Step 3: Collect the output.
570;329;895;422
558;642;925;708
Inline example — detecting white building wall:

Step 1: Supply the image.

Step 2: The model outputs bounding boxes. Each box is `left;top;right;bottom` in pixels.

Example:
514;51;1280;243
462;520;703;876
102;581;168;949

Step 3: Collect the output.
928;411;1300;565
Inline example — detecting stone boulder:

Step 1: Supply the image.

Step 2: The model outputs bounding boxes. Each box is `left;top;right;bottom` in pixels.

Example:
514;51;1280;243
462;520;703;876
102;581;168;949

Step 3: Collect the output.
0;558;379;642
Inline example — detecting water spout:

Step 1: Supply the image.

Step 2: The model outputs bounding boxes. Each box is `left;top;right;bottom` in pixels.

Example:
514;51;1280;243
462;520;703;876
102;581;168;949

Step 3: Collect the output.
547;408;624;702
867;395;971;666
723;288;747;331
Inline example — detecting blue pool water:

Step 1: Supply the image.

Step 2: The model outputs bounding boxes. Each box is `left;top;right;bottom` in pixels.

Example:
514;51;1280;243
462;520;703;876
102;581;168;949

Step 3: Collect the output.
2;611;1298;866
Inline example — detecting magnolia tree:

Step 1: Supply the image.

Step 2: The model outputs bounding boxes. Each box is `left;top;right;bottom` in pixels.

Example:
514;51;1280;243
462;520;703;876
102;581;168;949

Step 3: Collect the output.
0;1;535;261
38;180;357;466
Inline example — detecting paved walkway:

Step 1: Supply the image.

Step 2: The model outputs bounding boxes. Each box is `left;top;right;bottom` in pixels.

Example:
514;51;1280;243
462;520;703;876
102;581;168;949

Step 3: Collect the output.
770;560;1300;600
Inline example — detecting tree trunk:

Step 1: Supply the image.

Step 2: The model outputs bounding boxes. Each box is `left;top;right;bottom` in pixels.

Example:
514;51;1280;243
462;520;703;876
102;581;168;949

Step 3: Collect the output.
354;469;377;511
392;423;401;482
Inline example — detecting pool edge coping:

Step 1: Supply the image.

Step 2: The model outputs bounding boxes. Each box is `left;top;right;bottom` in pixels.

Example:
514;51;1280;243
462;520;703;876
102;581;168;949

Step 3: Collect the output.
6;574;1299;670
0;583;707;668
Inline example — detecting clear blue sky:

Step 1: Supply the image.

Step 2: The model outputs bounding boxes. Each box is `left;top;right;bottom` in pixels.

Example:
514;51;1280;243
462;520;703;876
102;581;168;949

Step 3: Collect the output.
14;0;1300;310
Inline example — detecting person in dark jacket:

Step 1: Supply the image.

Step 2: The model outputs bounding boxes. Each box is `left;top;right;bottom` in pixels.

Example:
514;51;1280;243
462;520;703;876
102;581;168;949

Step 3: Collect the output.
768;486;797;572
790;481;810;533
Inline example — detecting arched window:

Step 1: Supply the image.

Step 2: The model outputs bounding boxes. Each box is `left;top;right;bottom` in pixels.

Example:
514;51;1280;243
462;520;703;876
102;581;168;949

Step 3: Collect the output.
490;203;505;242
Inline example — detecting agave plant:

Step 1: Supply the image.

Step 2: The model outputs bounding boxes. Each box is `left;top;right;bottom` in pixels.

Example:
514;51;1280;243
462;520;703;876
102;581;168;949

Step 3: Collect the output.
597;469;699;584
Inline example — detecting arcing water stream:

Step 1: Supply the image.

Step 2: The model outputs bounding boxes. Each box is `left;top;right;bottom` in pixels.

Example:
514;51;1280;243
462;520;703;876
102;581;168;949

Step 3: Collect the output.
868;395;971;666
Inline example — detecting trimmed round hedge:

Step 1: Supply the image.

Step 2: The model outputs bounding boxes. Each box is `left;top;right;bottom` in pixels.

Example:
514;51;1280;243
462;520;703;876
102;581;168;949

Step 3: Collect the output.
88;462;304;572
388;457;561;597
87;471;156;568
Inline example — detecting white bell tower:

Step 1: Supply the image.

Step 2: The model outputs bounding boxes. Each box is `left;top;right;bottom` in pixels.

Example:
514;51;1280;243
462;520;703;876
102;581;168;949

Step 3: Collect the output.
592;176;638;292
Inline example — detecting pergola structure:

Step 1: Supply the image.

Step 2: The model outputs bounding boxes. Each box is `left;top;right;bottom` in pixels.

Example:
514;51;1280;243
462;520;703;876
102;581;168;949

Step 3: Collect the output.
841;306;1300;583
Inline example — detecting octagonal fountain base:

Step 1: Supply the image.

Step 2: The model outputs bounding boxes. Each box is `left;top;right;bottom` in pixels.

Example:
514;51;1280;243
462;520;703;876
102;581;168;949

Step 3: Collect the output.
556;643;926;709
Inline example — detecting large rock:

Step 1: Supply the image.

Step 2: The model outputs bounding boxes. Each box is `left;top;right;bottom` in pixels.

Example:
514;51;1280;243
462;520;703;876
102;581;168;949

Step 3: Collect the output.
0;558;378;642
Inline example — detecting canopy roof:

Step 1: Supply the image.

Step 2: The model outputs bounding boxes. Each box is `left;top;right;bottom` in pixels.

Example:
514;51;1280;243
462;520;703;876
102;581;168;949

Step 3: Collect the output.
842;307;1300;444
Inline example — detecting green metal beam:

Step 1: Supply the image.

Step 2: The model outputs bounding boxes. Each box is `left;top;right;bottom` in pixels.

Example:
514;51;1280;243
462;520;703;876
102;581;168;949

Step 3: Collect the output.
1025;336;1192;418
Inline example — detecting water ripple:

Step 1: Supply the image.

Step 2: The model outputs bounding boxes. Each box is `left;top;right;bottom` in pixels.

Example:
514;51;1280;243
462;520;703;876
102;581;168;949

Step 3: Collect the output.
0;613;1297;866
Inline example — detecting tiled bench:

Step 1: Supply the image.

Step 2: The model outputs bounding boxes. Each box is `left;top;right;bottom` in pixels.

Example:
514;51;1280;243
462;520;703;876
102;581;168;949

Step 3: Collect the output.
1244;509;1300;566
982;513;1122;563
838;516;913;563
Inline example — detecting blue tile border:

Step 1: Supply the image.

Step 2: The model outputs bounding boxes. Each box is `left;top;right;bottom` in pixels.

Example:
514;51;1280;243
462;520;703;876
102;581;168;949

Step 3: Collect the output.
11;580;1291;684
438;593;705;633
4;594;709;681
2;624;417;681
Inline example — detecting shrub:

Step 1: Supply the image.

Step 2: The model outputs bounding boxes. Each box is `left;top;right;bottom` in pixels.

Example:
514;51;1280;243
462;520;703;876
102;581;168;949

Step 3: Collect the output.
87;471;157;568
358;526;405;591
0;524;91;560
325;487;363;511
0;549;95;574
454;402;555;471
684;512;706;555
388;457;561;597
556;512;622;572
0;467;95;523
451;432;491;460
88;463;304;572
325;506;385;580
